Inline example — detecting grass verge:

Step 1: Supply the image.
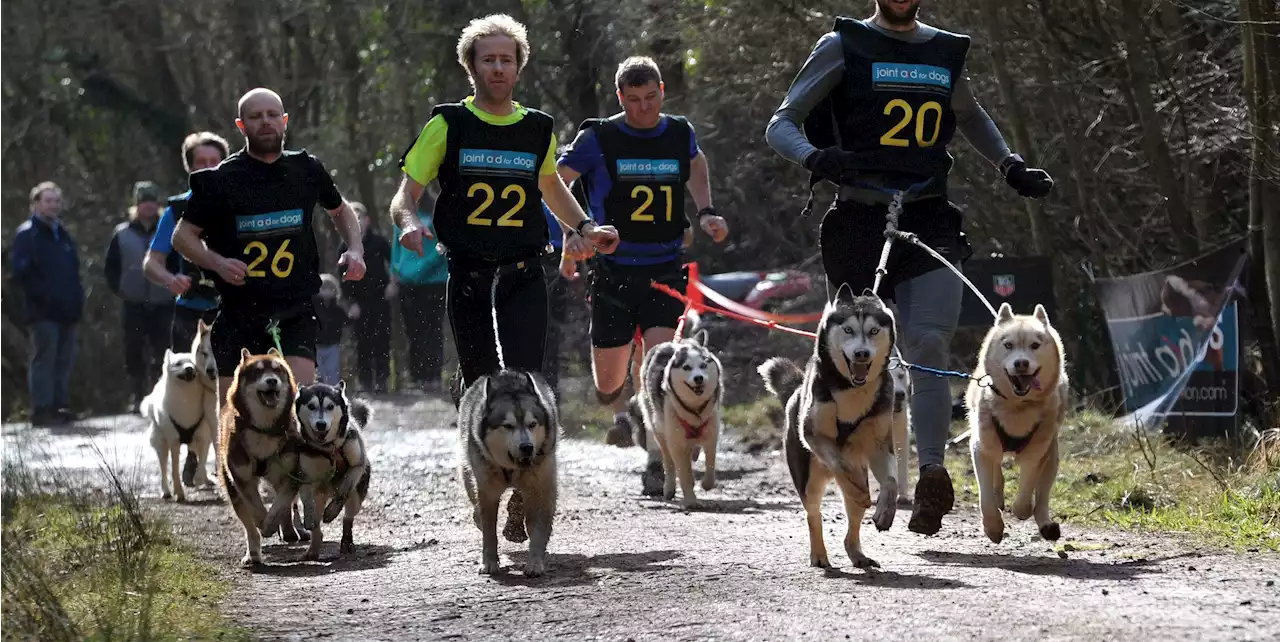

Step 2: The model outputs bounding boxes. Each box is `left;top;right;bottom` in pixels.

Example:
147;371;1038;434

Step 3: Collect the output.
720;399;1280;551
1;455;248;642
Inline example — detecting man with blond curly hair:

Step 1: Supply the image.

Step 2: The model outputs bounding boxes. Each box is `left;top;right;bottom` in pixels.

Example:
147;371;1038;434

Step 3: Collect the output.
390;14;619;399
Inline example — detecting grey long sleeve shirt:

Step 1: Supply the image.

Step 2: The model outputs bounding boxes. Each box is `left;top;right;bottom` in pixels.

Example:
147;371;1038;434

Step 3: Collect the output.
765;20;1012;170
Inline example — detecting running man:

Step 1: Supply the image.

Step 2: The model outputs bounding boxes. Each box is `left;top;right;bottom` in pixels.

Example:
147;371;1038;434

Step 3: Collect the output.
390;13;618;398
173;88;367;398
765;0;1053;535
143;131;230;350
556;56;728;456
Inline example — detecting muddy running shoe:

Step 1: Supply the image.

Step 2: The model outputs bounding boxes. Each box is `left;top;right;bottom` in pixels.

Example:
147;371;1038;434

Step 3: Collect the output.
641;460;664;496
605;413;635;448
182;451;199;488
908;463;955;536
503;489;528;543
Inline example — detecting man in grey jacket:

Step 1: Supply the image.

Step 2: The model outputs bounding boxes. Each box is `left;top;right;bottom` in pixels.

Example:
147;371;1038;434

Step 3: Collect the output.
765;0;1053;536
105;181;177;414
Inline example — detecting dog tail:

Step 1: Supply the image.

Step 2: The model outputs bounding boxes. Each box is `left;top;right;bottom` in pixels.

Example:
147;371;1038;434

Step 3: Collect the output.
349;399;374;428
758;357;803;402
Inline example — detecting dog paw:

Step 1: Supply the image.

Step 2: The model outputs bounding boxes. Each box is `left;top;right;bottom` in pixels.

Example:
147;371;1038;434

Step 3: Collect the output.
663;485;677;501
641;467;664;497
301;548;321;562
340;538;355;556
983;523;1005;544
851;554;880;569
524;558;547;578
1039;522;1061;541
700;475;716;491
1011;499;1034;521
810;554;831;569
681;497;700;511
281;526;301;543
478;559;501;575
161;492;173;502
896;494;914;507
240;554;262;568
174;492;186;504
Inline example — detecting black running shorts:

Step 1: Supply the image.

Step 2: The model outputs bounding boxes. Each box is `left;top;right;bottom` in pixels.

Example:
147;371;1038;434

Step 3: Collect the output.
588;260;688;349
211;298;317;377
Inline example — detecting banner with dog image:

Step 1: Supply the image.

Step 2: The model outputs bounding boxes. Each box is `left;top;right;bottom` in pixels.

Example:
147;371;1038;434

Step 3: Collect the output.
1093;239;1249;430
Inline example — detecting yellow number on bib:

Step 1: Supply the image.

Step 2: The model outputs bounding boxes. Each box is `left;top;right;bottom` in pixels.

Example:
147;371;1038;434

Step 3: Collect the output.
466;182;526;227
629;185;674;222
880;99;943;148
242;239;295;278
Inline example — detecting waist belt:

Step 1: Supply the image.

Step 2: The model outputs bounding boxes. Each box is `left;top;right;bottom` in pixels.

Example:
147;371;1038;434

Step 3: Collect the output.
838;185;943;205
445;245;551;279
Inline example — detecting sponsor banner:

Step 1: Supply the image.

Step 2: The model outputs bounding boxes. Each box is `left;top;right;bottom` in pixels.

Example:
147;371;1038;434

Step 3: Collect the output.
1092;239;1249;429
616;158;681;182
871;62;952;93
459;148;537;178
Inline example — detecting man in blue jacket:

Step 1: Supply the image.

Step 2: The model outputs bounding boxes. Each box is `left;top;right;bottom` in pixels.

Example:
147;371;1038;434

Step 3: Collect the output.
11;182;84;426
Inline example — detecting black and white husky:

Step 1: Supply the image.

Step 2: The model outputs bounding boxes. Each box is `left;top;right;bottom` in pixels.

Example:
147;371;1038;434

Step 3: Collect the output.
628;329;724;509
265;381;373;561
758;285;901;570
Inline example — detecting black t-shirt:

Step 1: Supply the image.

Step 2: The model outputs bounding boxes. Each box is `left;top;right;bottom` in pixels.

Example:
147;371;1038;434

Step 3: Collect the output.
340;229;391;303
185;148;344;304
587;114;693;244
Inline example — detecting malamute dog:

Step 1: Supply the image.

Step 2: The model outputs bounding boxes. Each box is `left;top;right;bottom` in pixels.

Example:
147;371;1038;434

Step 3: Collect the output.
889;345;913;505
142;349;216;501
265;381;373;561
967;302;1069;544
457;370;560;577
629;329;724;509
757;285;900;569
219;348;304;567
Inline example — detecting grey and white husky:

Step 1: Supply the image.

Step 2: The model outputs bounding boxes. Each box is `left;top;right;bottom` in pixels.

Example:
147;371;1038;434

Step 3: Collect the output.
457;370;561;578
628;329;724;509
758;285;901;570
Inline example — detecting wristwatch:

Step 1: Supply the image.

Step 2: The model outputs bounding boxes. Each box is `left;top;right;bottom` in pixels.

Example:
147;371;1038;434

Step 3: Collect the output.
696;206;718;220
575;218;597;236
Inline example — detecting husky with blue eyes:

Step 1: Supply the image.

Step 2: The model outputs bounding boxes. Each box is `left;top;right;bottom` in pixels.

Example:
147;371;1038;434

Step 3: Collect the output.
758;284;901;571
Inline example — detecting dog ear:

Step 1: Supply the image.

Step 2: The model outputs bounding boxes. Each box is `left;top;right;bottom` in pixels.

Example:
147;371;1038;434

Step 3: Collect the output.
690;329;709;347
1033;303;1050;325
240;347;251;361
834;281;856;304
337;379;347;395
164;348;173;363
997;302;1015;323
267;347;282;357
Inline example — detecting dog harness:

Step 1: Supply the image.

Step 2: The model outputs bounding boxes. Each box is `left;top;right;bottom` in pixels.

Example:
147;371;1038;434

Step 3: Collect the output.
992;416;1039;454
171;413;204;445
673;385;717;440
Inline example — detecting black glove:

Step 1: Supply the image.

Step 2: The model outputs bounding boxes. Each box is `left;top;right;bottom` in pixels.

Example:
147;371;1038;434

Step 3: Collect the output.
804;146;852;185
1000;153;1054;198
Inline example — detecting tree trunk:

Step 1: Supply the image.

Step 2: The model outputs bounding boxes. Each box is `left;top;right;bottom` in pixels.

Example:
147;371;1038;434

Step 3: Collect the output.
330;0;376;210
644;0;685;108
1243;0;1280;404
558;0;602;125
982;0;1048;254
1117;0;1200;259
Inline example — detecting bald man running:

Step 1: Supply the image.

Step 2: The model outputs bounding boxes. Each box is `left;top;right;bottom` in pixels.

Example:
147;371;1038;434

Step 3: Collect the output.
173;87;366;398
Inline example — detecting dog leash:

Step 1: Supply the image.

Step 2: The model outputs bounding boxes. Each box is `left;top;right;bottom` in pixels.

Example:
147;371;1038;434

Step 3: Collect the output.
265;319;285;355
889;356;994;386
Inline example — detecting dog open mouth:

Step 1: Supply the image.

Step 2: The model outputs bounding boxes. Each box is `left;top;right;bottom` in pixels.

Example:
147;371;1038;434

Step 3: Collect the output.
257;386;282;407
1008;369;1042;397
177;371;197;382
515;456;535;468
685;381;706;397
849;360;871;386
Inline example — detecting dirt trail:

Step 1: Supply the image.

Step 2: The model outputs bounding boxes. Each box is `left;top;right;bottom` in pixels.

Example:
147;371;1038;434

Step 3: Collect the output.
6;397;1279;641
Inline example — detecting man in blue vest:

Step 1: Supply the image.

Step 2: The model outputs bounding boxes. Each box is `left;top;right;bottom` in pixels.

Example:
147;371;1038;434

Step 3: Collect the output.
765;0;1053;536
144;132;230;350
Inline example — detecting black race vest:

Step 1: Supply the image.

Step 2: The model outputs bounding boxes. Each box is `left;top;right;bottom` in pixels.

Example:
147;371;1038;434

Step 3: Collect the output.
433;103;553;267
807;18;969;194
584;114;692;244
166;194;220;308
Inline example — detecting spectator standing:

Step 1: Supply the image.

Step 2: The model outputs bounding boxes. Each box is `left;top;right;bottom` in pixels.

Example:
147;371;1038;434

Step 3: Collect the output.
391;202;450;393
105;181;176;413
10;182;84;426
313;273;348;385
341;202;393;393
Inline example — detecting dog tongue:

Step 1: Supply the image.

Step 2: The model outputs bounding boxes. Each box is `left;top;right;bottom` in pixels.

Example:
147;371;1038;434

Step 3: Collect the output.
1030;376;1042;391
852;362;870;379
